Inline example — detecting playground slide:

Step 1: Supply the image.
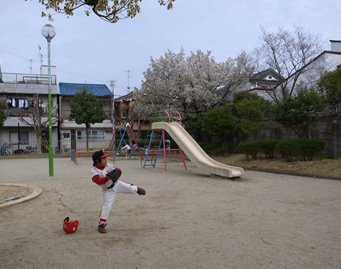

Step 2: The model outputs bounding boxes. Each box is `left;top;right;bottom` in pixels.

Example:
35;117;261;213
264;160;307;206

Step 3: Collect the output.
152;122;244;178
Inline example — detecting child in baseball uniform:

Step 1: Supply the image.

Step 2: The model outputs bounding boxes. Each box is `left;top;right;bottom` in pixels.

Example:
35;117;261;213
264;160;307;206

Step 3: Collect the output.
91;150;146;233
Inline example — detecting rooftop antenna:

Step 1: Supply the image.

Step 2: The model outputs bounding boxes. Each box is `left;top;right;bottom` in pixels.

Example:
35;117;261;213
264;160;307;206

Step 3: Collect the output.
38;45;43;64
107;79;117;130
0;64;3;82
29;59;33;74
124;70;132;93
108;80;117;96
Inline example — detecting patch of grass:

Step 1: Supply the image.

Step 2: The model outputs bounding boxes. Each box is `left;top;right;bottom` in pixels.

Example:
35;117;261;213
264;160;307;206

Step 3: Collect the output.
212;154;341;178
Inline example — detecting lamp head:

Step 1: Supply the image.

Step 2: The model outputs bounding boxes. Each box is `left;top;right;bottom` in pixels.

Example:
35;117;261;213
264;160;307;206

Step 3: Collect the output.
41;24;56;42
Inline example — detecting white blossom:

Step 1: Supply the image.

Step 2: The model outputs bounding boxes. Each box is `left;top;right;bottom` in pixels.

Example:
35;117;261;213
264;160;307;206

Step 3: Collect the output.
134;48;253;122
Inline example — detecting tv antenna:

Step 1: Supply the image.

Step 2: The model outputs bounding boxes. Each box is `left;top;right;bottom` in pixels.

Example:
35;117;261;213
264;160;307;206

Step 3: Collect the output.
29;59;33;74
123;70;132;93
107;80;117;97
38;44;43;65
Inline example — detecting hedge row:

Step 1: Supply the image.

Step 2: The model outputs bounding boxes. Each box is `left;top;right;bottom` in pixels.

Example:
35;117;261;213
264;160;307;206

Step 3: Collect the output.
199;142;226;155
237;139;325;162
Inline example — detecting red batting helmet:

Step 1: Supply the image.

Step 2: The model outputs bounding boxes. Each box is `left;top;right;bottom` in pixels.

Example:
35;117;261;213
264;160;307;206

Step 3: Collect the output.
63;217;81;234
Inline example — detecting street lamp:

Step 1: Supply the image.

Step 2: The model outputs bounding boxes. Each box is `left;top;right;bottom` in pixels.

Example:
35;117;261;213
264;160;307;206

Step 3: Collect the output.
41;24;56;177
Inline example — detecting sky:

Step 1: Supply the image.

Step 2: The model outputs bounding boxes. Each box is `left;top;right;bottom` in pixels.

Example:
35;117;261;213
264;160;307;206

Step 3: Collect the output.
0;0;340;97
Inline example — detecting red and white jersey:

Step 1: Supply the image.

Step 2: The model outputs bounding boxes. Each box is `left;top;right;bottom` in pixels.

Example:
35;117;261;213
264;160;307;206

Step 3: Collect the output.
90;163;116;189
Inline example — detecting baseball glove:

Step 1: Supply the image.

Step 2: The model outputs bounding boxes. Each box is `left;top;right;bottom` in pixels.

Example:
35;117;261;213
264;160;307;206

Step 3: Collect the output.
106;168;122;189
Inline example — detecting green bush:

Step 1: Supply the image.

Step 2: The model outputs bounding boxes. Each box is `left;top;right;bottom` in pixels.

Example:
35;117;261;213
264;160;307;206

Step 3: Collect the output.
258;140;279;159
276;139;325;162
276;140;298;162
210;148;226;155
237;141;261;160
199;141;223;155
297;138;326;161
226;141;238;153
237;140;279;160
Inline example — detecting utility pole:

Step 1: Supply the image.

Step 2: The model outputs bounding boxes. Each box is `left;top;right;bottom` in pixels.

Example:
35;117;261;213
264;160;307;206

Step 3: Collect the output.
109;80;117;128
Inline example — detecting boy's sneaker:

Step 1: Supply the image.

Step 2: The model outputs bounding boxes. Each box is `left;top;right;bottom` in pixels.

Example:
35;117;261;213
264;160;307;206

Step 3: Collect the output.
137;187;146;196
98;223;107;233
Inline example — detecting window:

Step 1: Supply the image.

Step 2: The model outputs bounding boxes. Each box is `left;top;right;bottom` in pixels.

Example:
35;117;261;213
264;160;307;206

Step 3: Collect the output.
121;106;129;118
62;133;70;139
76;130;104;140
10;131;29;144
140;131;147;140
94;104;103;110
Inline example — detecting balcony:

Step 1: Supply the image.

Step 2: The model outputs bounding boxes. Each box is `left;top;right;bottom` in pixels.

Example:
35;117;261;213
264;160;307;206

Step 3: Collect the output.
0;72;56;85
6;107;57;117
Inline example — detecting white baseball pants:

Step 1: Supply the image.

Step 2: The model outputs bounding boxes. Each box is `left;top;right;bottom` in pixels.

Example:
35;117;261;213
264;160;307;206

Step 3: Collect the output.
100;180;138;220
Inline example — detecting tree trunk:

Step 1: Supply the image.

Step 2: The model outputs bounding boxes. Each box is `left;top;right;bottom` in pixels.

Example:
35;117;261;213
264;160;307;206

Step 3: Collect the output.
37;135;42;154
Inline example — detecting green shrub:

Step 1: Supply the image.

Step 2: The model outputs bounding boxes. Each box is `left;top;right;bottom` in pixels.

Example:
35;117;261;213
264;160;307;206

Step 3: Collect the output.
237;141;261;160
226;141;238;153
276;140;298;162
210;148;226;155
297;138;326;161
199;141;222;155
258;140;279;159
276;139;325;162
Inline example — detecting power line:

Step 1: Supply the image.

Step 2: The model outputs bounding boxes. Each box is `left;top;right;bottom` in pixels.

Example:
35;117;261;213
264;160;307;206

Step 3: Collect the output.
0;48;104;83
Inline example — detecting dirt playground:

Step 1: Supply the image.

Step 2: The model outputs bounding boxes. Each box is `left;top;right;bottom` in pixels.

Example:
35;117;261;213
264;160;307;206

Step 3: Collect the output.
0;157;340;269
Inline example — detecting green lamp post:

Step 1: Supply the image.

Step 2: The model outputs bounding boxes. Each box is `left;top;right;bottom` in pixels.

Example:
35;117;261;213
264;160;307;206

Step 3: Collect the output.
41;24;56;177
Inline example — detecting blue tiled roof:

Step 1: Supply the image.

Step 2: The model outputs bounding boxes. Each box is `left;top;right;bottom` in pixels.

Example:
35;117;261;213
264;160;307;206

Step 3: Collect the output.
59;83;112;97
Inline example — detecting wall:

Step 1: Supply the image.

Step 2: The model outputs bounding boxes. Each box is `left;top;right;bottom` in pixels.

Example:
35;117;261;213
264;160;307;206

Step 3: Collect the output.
255;114;341;158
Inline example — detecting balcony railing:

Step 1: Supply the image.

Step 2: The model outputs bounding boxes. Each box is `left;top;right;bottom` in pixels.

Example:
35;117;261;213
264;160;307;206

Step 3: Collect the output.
0;72;57;85
6;107;58;117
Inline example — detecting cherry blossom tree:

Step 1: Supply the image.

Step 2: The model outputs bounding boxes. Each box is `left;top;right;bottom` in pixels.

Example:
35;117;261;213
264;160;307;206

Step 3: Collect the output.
134;48;254;124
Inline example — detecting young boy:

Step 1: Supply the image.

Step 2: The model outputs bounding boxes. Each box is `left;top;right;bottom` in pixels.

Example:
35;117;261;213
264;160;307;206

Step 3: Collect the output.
121;143;132;158
91;150;146;233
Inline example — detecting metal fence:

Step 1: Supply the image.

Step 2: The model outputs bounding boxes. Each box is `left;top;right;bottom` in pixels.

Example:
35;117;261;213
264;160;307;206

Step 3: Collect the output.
0;140;71;155
0;72;57;84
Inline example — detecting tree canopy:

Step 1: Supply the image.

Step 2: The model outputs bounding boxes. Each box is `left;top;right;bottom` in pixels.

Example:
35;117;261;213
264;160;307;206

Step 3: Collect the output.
317;68;341;115
35;0;176;23
68;87;107;148
134;48;253;124
202;107;238;150
232;91;272;140
272;86;326;138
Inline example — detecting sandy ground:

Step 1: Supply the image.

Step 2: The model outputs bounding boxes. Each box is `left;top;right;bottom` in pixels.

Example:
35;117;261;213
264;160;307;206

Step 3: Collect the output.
0;157;340;269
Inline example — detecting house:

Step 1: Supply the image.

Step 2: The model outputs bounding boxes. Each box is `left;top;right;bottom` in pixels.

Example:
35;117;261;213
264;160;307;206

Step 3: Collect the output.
0;66;58;154
114;91;150;143
243;68;281;100
59;82;114;151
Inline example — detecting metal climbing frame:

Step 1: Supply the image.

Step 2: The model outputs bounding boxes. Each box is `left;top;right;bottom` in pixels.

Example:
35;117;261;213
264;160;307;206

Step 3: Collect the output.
107;123;144;160
142;110;187;172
